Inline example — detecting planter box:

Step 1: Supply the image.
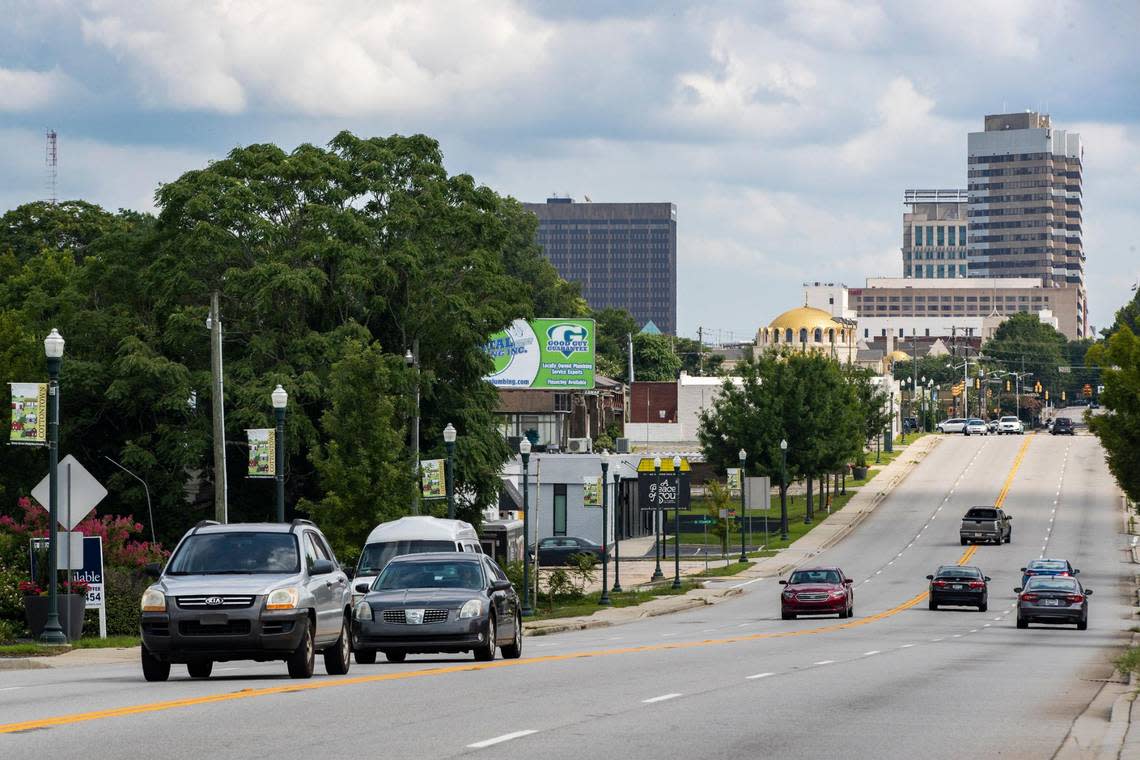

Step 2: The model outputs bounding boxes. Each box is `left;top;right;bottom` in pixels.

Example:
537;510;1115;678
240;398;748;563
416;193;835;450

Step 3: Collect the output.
851;465;869;480
24;594;86;640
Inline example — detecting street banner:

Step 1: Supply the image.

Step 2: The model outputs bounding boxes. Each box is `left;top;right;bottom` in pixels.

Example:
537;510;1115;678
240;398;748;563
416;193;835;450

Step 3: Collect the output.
482;318;595;390
637;471;691;511
582;476;602;507
726;468;742;498
421;459;446;500
246;429;275;478
9;382;47;446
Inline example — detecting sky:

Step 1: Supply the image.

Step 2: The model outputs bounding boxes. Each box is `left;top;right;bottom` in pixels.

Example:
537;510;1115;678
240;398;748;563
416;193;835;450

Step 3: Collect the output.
2;0;1138;340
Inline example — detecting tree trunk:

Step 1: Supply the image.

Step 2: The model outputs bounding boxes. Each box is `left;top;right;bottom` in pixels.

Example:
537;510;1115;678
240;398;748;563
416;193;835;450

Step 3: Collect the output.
805;476;814;524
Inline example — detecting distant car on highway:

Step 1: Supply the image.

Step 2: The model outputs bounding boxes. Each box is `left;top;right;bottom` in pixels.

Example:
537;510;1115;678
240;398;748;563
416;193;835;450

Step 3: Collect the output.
927;565;990;611
960;506;1012;545
352;552;522;663
1020;558;1078;588
937;418;968;434
998;416;1024;434
1015;575;1092;630
780;566;854;620
987;419;1000;434
1051;417;1075;435
530;536;605;566
963;419;988;436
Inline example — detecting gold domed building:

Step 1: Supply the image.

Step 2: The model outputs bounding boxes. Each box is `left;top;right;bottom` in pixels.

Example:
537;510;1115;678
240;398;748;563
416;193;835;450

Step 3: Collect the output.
755;306;858;362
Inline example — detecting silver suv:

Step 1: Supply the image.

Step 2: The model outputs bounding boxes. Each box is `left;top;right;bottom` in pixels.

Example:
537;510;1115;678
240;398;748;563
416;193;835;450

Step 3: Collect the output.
139;520;353;681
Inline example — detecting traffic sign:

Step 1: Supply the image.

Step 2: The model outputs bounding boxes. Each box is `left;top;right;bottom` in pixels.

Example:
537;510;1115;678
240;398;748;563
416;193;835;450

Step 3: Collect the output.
31;455;108;530
693;518;715;526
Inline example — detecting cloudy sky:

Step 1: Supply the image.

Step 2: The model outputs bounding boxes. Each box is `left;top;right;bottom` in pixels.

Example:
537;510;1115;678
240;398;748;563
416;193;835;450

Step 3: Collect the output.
2;0;1138;339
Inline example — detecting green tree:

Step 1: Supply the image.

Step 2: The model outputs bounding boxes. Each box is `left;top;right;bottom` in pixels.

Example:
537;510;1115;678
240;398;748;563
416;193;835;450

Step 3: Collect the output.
848;366;891;467
631;333;682;381
1102;286;1140;339
1087;326;1140;504
981;313;1067;389
591;307;638;379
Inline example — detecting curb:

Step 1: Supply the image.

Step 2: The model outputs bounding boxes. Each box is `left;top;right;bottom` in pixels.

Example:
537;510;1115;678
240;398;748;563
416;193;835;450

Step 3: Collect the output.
0;658;51;671
523;586;743;637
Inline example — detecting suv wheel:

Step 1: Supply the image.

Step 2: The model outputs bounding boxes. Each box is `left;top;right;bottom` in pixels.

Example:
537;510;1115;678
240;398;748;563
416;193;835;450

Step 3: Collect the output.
323;614;352;676
501;614;523;659
187;660;213;678
141;646;170;682
354;648;377;665
287;617;316;679
474;616;497;662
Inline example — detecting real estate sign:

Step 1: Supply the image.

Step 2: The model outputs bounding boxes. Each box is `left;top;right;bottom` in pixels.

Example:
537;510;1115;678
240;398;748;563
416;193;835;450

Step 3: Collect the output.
483;319;595;390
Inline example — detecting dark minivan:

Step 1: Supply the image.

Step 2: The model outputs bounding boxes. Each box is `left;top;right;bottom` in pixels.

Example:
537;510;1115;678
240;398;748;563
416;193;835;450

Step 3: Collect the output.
1051;417;1075;435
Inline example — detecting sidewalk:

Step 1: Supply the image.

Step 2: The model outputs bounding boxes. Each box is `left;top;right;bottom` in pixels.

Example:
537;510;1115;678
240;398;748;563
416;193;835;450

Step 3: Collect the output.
0;645;139;670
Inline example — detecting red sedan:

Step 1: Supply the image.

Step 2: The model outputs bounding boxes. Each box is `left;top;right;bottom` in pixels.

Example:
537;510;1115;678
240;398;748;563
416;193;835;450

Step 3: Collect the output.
780;566;854;619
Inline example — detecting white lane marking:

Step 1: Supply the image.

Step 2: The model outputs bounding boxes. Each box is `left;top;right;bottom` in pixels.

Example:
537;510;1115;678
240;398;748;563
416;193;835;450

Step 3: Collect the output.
863;650;880;656
970;629;979;633
468;730;539;749
609;636;623;640
875;570;882;575
701;629;715;633
952;634;962;638
993;617;1002;621
899;644;914;649
643;693;683;704
746;672;775;680
737;623;749;628
662;632;677;637
813;660;835;666
931;637;944;642
983;624;992;628
0;687;22;692
729;576;767;589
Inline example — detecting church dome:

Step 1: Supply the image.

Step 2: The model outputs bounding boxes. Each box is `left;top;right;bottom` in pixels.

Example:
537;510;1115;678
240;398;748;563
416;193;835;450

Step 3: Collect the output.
767;306;840;332
889;350;912;362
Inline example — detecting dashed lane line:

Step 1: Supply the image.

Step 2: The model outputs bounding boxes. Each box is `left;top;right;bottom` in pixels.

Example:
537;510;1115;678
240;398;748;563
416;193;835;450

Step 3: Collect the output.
468;730;539;749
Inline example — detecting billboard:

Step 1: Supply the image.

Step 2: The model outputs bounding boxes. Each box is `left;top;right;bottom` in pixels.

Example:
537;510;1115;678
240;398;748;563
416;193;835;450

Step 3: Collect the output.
483;319;595;390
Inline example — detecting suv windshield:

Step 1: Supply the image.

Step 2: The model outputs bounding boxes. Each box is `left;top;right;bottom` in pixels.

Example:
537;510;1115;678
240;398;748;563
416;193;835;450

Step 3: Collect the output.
376;560;485;590
167;532;299;574
357;540;457;575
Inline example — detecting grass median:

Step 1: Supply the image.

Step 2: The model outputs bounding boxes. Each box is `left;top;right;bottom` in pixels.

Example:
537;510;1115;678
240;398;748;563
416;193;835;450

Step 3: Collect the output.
0;634;139;657
527;582;697;622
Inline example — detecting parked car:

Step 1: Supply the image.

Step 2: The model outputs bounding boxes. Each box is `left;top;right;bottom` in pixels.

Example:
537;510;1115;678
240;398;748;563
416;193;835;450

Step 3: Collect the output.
1020;558;1078;588
902;416;920;433
352;552;522;663
1051;417;1075;435
779;566;854;620
139;520;353;682
937;418;968;434
963;418;988;436
959;506;1012;545
352;517;482;601
998;416;1024;434
986;419;1000;434
531;536;605;567
927;565;990;611
1015;575;1092;630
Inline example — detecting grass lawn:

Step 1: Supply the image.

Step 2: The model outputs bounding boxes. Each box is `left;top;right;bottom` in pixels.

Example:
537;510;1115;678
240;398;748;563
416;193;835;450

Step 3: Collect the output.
0;634;139;657
528;582;697;621
692;561;752;578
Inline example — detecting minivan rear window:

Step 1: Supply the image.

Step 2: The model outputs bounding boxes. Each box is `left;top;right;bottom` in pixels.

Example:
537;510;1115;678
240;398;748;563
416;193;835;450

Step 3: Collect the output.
357;540;457;575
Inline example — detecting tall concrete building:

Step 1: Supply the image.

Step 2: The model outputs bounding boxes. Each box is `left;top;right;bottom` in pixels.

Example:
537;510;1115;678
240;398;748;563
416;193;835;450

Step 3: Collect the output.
524;198;677;334
901;189;969;279
967;112;1086;335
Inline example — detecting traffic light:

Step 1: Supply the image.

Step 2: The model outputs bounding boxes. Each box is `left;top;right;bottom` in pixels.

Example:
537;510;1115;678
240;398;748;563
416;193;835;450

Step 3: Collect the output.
1005;379;1012;392
1044;390;1050;401
1034;381;1042;394
1061;390;1067;402
974;377;981;390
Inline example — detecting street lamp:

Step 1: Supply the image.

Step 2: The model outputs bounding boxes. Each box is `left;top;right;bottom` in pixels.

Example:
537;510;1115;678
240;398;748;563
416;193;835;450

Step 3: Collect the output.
271;384;287;522
672;454;683;588
737;449;747;562
443;423;457;520
600;457;612;605
779;439;789;541
40;328;67;644
405;347;421;515
611;471;623;593
520;438;533;617
651;456;663;580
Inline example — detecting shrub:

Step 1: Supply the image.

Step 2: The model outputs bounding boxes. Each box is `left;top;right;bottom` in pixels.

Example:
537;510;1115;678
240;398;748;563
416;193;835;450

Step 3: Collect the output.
567;553;597;593
0;618;22;644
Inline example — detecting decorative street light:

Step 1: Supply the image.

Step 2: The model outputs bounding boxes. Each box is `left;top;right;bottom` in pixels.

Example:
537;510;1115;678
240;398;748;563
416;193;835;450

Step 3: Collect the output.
519;438;533;617
271;384;288;523
600;457;612;605
611;471;623;593
779;439;789;541
737;449;748;562
40;328;67;644
672;454;683;588
651;456;663;580
443;423;457;520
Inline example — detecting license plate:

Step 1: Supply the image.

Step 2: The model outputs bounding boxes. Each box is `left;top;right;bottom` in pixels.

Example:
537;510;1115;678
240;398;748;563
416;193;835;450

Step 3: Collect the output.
974;533;985;537
952;584;964;590
1042;599;1060;606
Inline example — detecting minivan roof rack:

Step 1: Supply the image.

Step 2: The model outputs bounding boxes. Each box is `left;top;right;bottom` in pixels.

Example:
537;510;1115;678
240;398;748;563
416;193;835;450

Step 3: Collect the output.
192;519;220;535
290;518;315;532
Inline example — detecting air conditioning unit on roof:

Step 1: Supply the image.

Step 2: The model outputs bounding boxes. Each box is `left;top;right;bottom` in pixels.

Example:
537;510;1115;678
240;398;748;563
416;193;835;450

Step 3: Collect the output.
567;437;593;453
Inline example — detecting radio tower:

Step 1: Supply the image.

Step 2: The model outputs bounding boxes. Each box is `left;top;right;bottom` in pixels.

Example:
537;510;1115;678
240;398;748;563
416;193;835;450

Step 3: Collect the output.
45;129;58;205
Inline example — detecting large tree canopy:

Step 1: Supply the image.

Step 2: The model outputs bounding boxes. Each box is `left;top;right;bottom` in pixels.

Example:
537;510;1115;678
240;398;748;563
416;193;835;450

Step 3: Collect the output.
1087;325;1140;505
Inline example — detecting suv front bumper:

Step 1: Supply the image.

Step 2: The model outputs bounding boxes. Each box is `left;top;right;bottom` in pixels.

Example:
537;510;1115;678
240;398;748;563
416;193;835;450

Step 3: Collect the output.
141;604;308;663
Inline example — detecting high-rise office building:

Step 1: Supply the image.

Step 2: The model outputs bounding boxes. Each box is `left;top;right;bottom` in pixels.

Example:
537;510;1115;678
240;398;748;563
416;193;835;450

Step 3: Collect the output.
524;198;677;334
901;189;969;279
967;112;1086;335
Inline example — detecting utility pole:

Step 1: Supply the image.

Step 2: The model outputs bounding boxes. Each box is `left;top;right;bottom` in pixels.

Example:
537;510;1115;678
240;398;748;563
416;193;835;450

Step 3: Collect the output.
912;329;918;431
697;326;704;375
209;291;228;523
627;332;635;383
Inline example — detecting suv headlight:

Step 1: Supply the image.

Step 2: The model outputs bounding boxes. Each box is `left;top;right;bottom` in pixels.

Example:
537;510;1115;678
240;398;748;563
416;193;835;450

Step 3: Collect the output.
265;587;299;611
459;599;483;619
141;587;166;613
354;601;373;622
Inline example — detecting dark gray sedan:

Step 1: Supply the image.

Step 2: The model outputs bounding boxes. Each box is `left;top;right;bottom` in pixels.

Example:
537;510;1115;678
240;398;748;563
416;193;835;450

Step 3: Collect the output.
1015;576;1092;630
351;553;522;663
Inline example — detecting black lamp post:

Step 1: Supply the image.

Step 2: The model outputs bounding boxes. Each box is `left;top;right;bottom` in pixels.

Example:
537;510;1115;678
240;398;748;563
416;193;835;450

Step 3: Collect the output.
443;423;457;520
779;439;789;541
40;328;67;644
520;438;533;617
271;384;287;522
651;456;663;580
612;471;623;593
600;458;612;605
672;455;683;589
737;449;747;562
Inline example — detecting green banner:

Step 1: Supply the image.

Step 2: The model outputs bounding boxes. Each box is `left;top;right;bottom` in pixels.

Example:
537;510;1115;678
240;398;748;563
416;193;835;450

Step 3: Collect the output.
421;459;446;500
9;383;47;447
247;429;275;478
483;318;595;389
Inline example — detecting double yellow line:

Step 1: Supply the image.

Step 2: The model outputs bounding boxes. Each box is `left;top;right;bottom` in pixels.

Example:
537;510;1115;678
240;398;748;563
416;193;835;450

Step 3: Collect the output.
0;438;1035;735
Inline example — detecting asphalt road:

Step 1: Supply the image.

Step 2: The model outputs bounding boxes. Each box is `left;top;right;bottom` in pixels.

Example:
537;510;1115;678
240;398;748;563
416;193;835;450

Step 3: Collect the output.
0;433;1129;759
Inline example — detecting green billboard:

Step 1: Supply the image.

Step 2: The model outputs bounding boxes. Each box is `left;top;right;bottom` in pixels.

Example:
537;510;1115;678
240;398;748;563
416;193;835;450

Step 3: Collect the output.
483;318;595;389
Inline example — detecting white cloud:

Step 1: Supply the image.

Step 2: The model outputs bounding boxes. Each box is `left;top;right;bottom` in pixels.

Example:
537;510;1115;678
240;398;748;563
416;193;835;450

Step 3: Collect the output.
0;67;75;111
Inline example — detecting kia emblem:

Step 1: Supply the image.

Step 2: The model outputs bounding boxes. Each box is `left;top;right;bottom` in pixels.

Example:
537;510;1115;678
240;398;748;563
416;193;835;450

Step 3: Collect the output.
205;597;223;606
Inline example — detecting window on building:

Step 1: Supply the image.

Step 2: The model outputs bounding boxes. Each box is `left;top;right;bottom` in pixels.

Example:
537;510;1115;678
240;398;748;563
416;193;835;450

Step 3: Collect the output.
799;328;808;344
925;328;931;337
925;265;934;277
899;328;904;337
785;328;793;343
553;484;567;536
881;329;887;337
915;267;923;278
864;328;869;338
813;328;822;342
948;226;956;246
937;226;945;246
937;265;945;277
958;265;967;276
960;226;967;244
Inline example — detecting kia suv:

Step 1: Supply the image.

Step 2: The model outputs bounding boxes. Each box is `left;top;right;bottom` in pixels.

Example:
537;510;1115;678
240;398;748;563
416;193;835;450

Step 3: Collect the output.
139;520;353;682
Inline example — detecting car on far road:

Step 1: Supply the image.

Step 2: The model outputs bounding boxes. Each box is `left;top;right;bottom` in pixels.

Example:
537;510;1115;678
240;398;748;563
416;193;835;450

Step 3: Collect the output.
1015;575;1092;630
1020;558;1078;588
780;566;854;620
937;418;968;434
531;536;605;567
927;565;990;611
352;552;522;663
987;419;1000;434
960;506;1012;545
1051;417;1075;435
963;418;988;436
998;416;1024;434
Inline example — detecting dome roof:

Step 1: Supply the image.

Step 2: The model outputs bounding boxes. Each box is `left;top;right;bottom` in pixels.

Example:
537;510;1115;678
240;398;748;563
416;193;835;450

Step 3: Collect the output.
767;306;841;332
889;350;911;362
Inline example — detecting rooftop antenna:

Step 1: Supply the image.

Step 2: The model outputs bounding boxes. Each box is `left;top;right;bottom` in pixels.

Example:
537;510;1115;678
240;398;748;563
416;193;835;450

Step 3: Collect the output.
45;129;58;205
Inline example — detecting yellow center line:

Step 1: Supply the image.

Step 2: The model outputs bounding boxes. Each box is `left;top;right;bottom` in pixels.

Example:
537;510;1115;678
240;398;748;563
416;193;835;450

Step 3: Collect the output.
0;438;1033;735
995;436;1032;509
